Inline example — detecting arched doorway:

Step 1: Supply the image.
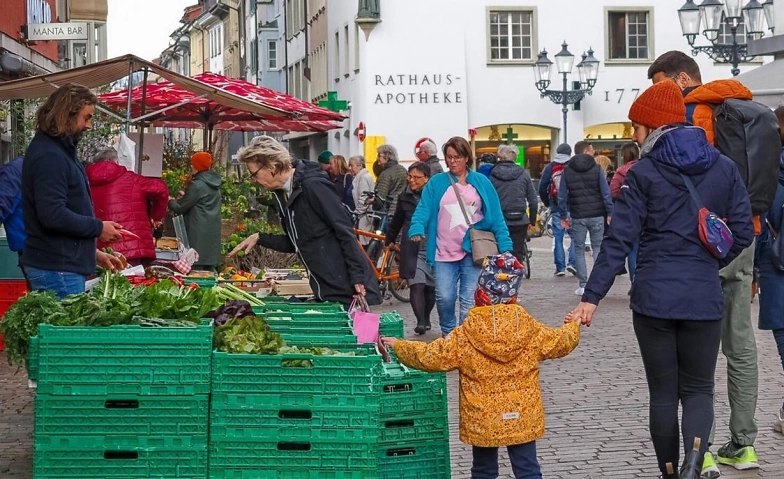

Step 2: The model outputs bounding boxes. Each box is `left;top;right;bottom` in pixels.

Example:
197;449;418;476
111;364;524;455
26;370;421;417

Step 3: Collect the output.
583;122;633;167
472;124;558;179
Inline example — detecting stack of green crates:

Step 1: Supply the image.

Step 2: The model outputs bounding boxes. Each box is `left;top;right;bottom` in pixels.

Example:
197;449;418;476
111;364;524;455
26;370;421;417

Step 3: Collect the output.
31;319;214;479
380;311;405;339
254;305;359;348
377;359;451;479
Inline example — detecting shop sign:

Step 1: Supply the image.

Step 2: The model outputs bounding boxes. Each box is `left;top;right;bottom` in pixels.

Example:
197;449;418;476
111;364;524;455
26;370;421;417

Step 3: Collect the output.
373;73;463;105
27;23;89;41
27;0;52;25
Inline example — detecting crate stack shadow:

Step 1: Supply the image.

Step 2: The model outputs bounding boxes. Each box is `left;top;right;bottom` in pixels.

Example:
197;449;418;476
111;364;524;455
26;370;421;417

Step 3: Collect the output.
30;320;214;478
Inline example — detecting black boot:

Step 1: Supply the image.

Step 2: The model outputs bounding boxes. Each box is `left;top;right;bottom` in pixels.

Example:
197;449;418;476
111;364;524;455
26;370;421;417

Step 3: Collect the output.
680;438;702;479
660;462;678;479
410;284;427;335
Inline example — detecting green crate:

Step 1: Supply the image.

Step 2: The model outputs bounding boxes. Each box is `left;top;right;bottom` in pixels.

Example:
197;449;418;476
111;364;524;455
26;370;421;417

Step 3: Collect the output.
209;468;375;479
209;425;377;442
260;311;351;321
254;302;345;313
378;441;451;479
380;362;448;418
183;277;218;289
379;312;405;339
35;434;207;450
210;393;378;431
211;345;382;395
209;440;377;470
34;394;209;438
33;447;207;478
35;319;213;396
267;318;354;334
379;413;449;445
27;335;39;380
281;333;359;348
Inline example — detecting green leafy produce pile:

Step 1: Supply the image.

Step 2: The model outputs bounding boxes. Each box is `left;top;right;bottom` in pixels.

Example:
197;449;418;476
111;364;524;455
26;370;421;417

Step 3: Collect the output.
0;273;223;368
214;315;358;368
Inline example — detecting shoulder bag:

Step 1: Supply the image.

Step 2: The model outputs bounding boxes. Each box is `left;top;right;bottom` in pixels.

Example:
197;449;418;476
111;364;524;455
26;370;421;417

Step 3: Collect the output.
447;173;498;265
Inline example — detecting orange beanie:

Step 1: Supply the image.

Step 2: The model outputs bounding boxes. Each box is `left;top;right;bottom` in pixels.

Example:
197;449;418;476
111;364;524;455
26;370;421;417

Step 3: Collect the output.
628;81;687;130
191;151;212;172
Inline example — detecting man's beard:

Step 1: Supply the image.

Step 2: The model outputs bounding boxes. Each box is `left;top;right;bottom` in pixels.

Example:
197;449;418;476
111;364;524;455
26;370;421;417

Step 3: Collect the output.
72;129;86;143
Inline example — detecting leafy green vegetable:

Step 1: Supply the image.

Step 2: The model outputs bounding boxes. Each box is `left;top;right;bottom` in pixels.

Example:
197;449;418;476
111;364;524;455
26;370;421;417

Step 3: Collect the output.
0;291;66;368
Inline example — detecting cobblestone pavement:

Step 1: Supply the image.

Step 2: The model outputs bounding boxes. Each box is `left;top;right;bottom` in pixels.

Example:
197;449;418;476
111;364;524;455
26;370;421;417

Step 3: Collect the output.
2;235;784;478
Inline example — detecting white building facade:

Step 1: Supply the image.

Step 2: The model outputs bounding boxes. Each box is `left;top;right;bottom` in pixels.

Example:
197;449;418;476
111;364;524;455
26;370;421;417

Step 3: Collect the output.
327;0;771;176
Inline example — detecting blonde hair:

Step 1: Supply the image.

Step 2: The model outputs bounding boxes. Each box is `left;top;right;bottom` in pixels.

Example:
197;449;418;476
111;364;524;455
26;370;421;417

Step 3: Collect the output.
330;154;349;176
595;155;611;173
36;83;97;137
237;135;293;175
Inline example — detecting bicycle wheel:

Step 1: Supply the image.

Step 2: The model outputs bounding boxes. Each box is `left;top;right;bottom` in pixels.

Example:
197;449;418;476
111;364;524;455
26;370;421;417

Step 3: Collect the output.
386;252;410;303
524;248;532;279
544;214;554;238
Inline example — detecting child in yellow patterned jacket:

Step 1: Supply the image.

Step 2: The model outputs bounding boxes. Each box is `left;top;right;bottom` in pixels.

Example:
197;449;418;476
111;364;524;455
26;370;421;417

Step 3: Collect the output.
381;252;580;479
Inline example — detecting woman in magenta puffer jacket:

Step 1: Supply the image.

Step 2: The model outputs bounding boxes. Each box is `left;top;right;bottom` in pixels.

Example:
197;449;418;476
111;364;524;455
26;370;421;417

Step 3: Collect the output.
86;147;169;265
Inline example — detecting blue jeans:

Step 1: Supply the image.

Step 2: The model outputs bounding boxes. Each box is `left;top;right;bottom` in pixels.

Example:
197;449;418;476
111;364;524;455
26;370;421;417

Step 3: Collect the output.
472;441;542;479
551;210;575;272
24;266;86;299
628;239;639;283
571;217;605;288
434;255;481;336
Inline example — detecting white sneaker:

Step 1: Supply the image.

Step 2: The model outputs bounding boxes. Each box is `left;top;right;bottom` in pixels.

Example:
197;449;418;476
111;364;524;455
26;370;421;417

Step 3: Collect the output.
774;408;784;433
574;287;584;296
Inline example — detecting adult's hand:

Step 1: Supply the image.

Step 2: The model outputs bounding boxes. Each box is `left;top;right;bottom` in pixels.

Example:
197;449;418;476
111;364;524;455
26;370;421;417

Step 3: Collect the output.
99;221;123;243
228;233;259;257
96;250;123;272
380;336;398;347
568;302;598;327
354;283;366;296
411;235;424;243
561;218;570;230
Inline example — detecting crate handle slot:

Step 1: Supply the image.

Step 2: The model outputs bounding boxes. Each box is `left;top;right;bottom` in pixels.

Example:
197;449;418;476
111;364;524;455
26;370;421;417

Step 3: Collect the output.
386;447;416;457
104;451;139;460
279;409;312;420
277;442;311;451
384;383;413;393
105;400;140;409
384;419;414;429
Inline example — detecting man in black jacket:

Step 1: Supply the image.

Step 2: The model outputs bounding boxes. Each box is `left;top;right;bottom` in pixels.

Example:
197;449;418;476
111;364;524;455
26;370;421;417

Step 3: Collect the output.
489;143;538;265
414;137;444;175
557;141;613;295
21;83;123;298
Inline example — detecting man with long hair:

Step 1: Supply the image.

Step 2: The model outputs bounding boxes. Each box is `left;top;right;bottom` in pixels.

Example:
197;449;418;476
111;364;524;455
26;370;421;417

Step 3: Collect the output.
21;83;123;298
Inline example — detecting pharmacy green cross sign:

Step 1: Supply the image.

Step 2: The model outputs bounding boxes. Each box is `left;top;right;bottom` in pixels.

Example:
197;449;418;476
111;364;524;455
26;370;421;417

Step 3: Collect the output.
504;126;518;144
319;91;348;112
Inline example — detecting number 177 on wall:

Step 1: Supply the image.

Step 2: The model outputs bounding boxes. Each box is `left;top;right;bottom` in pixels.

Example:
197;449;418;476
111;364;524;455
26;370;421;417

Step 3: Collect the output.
604;88;641;104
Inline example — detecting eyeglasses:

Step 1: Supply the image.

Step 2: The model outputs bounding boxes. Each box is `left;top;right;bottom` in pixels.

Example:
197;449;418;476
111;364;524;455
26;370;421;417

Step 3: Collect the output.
445;155;465;162
407;174;426;180
248;165;264;180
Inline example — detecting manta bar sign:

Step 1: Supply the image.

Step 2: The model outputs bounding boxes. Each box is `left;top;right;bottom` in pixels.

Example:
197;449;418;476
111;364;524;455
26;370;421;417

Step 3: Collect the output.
27;23;89;41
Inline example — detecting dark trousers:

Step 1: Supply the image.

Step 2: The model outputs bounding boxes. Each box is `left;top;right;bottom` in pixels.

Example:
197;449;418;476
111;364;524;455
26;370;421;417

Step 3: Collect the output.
633;313;723;475
508;224;529;266
471;441;541;479
772;328;784;410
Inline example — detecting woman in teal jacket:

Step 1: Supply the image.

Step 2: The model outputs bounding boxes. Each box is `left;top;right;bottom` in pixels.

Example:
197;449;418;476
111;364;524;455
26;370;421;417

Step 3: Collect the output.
409;136;512;336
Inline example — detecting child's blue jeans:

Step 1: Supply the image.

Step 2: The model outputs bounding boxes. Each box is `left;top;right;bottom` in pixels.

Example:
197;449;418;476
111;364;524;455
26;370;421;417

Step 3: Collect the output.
471;441;542;479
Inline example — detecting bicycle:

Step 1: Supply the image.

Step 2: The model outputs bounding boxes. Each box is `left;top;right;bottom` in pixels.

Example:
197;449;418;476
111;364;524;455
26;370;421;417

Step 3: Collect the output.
529;202;553;239
353;227;410;303
522;237;532;279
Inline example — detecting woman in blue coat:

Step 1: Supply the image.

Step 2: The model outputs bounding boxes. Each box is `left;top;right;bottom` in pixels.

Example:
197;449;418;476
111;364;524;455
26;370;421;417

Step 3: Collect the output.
408;136;512;337
567;81;754;479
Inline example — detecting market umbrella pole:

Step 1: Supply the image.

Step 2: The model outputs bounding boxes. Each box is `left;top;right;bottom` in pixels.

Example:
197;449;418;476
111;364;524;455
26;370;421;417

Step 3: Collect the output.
135;68;149;174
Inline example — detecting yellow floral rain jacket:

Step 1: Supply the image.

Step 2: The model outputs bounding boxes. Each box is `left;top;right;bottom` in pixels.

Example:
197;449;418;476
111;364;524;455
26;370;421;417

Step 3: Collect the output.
392;304;580;447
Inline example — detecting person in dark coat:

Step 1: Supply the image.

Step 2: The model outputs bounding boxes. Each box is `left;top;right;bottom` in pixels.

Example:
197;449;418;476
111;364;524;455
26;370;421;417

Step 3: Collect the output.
87;148;169;266
230;136;380;308
21;83;123;298
414;137;444;175
490;144;538;266
374;144;408;217
386;162;434;334
568;81;754;479
169;151;222;271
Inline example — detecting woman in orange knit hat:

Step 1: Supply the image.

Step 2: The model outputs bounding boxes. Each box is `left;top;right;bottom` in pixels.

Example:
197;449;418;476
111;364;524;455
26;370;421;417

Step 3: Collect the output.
567;80;754;479
168;151;222;270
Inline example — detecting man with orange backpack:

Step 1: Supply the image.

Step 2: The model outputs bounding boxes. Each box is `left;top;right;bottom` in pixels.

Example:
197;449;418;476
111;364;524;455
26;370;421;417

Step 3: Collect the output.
649;51;781;479
538;143;576;276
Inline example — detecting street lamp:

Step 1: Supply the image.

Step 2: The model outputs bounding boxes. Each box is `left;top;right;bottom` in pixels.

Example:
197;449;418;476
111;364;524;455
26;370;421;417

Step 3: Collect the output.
678;0;775;76
534;42;600;143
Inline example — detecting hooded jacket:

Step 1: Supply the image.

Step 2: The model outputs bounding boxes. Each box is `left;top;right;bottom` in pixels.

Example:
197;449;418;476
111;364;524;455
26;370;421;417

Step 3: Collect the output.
557;154;613;219
538;153;570;208
169;170;222;267
393;304;580;447
489;161;538;226
374;159;408;214
0;157;25;252
258;159;380;306
87;161;168;261
583;125;754;320
22;132;103;276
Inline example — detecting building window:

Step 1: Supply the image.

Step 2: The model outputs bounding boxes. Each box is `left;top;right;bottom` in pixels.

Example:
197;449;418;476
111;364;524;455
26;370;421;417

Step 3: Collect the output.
334;30;340;81
487;9;535;63
343;25;350;76
608;10;651;60
267;40;278;69
250;40;257;73
354;23;361;72
718;19;746;44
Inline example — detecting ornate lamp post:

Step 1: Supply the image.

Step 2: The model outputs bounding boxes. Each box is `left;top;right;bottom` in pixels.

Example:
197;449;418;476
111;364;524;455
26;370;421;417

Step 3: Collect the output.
678;0;774;76
534;42;600;143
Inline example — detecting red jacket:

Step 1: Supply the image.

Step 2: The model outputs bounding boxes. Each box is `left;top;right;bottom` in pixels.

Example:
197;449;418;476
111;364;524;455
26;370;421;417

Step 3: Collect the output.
610;160;637;200
86;161;169;261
